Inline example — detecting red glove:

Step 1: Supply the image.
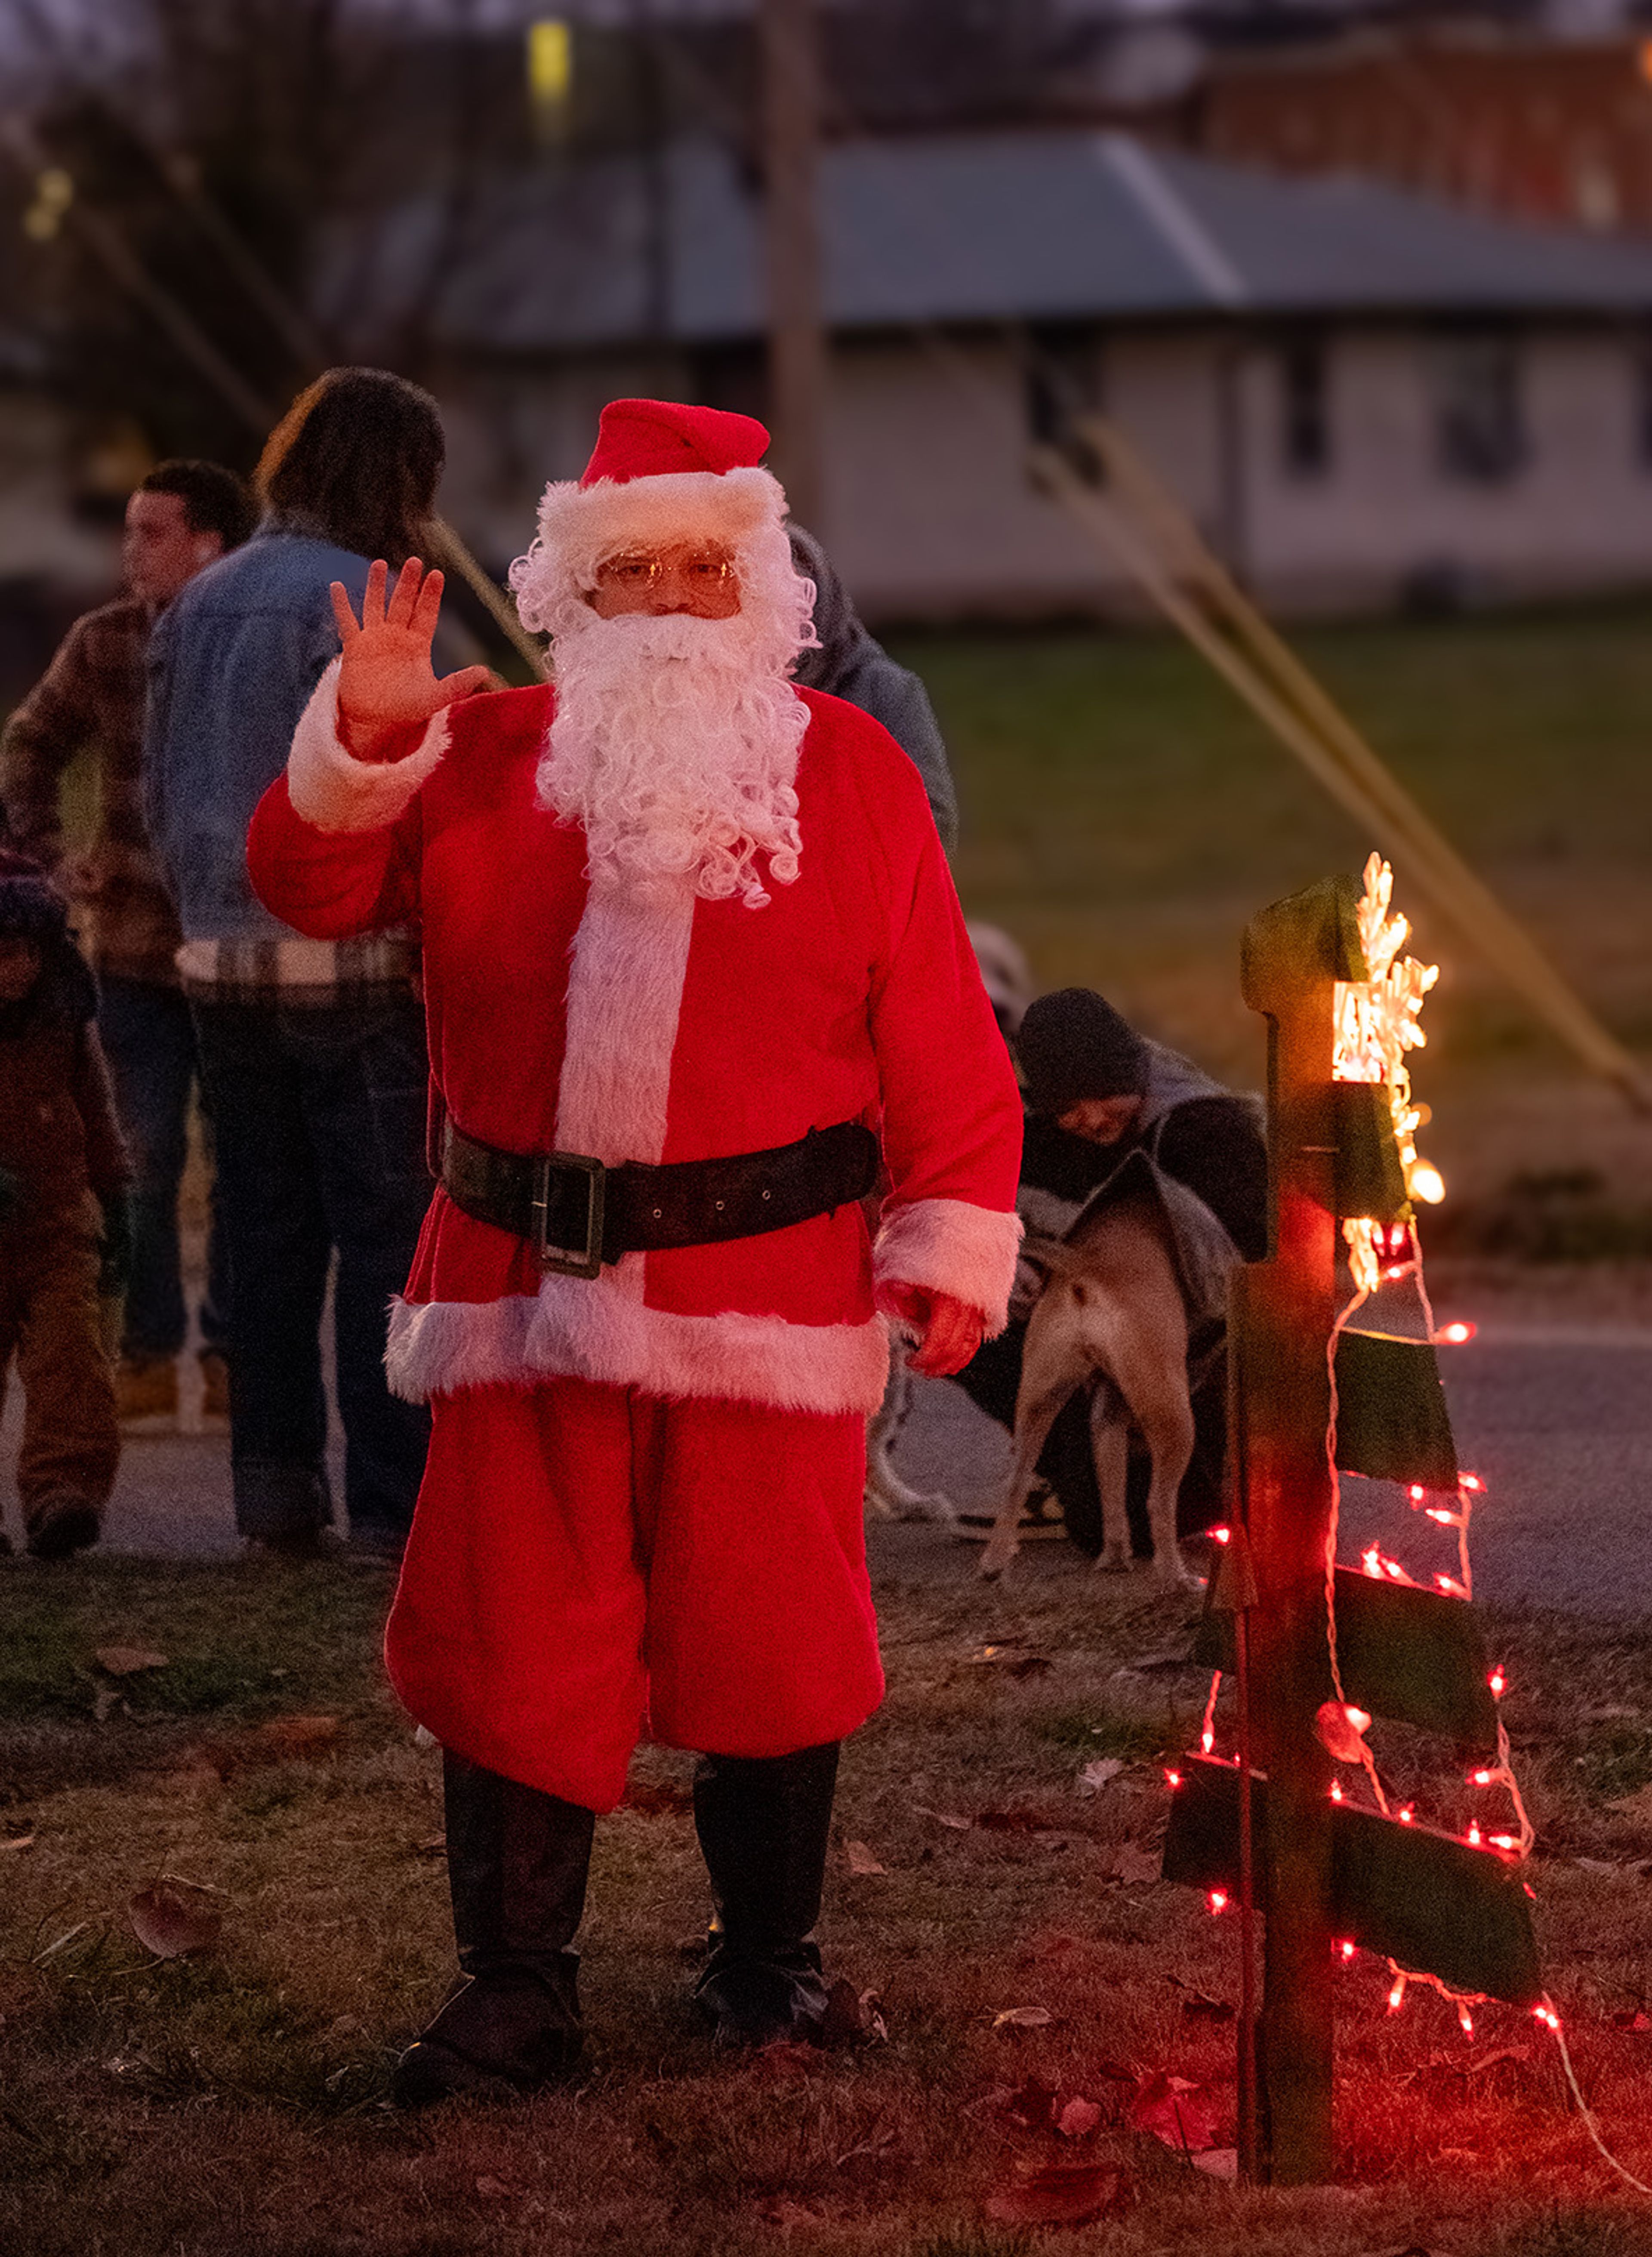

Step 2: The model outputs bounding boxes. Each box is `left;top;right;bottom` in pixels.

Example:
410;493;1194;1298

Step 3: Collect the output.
877;1283;986;1378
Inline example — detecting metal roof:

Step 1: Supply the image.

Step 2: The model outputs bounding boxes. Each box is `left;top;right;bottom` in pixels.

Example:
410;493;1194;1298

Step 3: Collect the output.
319;129;1652;355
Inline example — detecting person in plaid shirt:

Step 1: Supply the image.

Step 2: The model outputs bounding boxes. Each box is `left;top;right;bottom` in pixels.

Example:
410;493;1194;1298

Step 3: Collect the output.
0;460;252;1424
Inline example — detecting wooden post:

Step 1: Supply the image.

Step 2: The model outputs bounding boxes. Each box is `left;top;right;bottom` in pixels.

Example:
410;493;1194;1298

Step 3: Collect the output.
1234;879;1352;2183
758;0;827;533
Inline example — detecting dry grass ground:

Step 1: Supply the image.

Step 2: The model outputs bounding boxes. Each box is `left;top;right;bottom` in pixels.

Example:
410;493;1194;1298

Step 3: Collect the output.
3;1552;1651;2257
8;610;1650;2249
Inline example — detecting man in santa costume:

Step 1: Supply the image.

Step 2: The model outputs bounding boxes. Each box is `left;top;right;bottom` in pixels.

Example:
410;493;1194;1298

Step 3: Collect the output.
246;399;1022;2103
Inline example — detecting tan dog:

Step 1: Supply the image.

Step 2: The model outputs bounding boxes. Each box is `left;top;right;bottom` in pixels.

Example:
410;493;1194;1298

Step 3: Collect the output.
979;1188;1199;1585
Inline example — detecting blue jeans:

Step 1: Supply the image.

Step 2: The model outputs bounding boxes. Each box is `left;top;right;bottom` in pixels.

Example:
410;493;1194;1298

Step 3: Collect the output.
191;993;433;1546
97;974;229;1362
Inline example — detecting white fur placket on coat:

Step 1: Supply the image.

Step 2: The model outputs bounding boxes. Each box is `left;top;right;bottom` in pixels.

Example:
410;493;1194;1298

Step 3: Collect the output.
384;865;893;1416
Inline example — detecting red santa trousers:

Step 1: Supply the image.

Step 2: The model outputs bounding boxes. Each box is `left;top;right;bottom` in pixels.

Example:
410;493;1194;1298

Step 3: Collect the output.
384;1377;883;1813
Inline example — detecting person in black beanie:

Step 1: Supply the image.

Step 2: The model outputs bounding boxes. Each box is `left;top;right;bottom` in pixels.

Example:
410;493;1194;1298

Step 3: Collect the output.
953;987;1267;1558
0;851;132;1557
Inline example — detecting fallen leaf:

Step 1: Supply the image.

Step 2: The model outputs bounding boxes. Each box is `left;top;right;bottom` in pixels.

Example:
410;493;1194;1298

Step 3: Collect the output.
1097;1844;1161;1887
1610;2009;1652;2032
255;1714;341;1758
1130;1650;1197;1673
621;1779;693;1816
1192;2147;1239;2179
1575;1856;1625;1876
1056;2095;1103;2139
755;2197;824;2230
92;1686;121;1724
0;1831;35;1853
1078;1758;1125;1797
415;1834;447;1856
983;2161;1127;2228
1421;2044;1529;2076
1180;1992;1236;2025
970;1646;1053;1677
184;1715;343;1779
1126;2072;1223;2153
1438;2147;1479;2164
997;2076;1057;2131
993;2004;1055;2030
750;2040;821;2080
1315;1699;1370;1765
844;1840;887;1876
913;1805;972;1831
95;1646;169;1675
128;1878;222;1959
818;1979;887;2048
474;2176;517;2200
976;1806;1060;1834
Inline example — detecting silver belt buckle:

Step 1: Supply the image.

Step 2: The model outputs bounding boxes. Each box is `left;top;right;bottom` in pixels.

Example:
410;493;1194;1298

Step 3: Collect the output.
532;1152;606;1279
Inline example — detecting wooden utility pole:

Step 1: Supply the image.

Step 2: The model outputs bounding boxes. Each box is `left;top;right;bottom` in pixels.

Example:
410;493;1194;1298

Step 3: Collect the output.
1234;879;1346;2182
758;0;828;533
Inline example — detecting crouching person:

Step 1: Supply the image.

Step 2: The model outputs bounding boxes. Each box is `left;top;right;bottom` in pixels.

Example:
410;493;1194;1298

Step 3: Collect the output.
245;399;1023;2101
953;987;1267;1560
0;852;131;1558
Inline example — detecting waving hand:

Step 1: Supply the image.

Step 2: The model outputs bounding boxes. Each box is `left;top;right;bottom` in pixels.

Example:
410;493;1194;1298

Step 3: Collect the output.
330;558;493;763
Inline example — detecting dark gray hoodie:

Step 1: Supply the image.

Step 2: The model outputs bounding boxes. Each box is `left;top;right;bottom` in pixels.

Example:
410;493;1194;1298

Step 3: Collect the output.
788;528;958;852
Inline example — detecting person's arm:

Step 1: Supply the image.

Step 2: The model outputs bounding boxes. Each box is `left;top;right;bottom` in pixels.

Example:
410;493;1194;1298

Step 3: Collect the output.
1153;1095;1270;1264
834;644;959;853
863;734;1023;1367
245;662;430;937
141;606;180;898
0;618;99;867
72;1021;133;1196
247;560;490;937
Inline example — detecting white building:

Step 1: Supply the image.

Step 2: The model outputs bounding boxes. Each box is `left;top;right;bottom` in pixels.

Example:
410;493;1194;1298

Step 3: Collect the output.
323;127;1652;622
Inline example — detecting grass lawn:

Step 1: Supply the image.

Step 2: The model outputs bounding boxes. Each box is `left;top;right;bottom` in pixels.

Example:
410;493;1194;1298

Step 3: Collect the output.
6;607;1652;2250
3;1551;1652;2256
893;607;1652;1240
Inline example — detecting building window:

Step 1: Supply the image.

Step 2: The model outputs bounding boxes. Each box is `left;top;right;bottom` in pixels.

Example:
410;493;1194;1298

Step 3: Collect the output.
1431;331;1526;484
1278;333;1331;478
1023;324;1105;479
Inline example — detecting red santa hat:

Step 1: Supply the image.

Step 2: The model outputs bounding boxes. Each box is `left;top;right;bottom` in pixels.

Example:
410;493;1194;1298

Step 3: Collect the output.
527;398;790;591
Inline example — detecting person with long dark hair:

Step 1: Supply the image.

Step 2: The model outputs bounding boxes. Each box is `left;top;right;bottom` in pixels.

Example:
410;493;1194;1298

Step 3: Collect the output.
145;369;488;1557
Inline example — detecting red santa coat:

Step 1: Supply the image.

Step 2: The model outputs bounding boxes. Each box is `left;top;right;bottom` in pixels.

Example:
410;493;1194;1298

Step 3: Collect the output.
247;662;1021;1801
248;663;1023;1413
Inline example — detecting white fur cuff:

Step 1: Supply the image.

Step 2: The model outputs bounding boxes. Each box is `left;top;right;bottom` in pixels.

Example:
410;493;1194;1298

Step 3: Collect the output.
873;1199;1024;1338
287;658;450;834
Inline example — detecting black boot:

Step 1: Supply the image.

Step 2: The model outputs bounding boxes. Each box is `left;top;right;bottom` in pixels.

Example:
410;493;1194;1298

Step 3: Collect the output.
392;1751;595;2107
692;1741;839;2048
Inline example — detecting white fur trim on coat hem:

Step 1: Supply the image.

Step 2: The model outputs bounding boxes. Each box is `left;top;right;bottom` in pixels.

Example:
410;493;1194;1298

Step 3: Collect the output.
385;1279;891;1416
874;1199;1023;1338
287;657;449;834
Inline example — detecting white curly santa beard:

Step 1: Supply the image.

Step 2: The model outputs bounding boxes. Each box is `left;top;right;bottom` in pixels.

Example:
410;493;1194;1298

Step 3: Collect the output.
536;607;809;910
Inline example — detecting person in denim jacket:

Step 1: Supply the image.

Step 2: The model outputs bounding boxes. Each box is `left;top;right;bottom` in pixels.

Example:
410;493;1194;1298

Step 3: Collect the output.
145;369;484;1557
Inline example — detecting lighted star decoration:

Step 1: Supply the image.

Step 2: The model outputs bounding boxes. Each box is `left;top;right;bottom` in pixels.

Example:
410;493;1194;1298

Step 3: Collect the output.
1333;853;1442;1295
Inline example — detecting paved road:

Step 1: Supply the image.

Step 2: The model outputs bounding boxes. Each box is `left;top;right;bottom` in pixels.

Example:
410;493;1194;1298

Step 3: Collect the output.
3;1326;1649;1616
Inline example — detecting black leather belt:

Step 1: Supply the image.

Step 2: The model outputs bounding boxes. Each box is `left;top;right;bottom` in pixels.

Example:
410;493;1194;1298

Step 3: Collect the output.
440;1116;880;1279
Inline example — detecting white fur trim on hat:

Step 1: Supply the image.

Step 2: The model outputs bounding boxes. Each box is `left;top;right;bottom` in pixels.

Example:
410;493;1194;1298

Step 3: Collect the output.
532;466;788;590
385;1284;891;1416
874;1199;1024;1338
287;658;449;834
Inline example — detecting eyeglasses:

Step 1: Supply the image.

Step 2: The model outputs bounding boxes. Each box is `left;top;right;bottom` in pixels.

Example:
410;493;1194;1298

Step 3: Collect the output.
596;546;736;589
